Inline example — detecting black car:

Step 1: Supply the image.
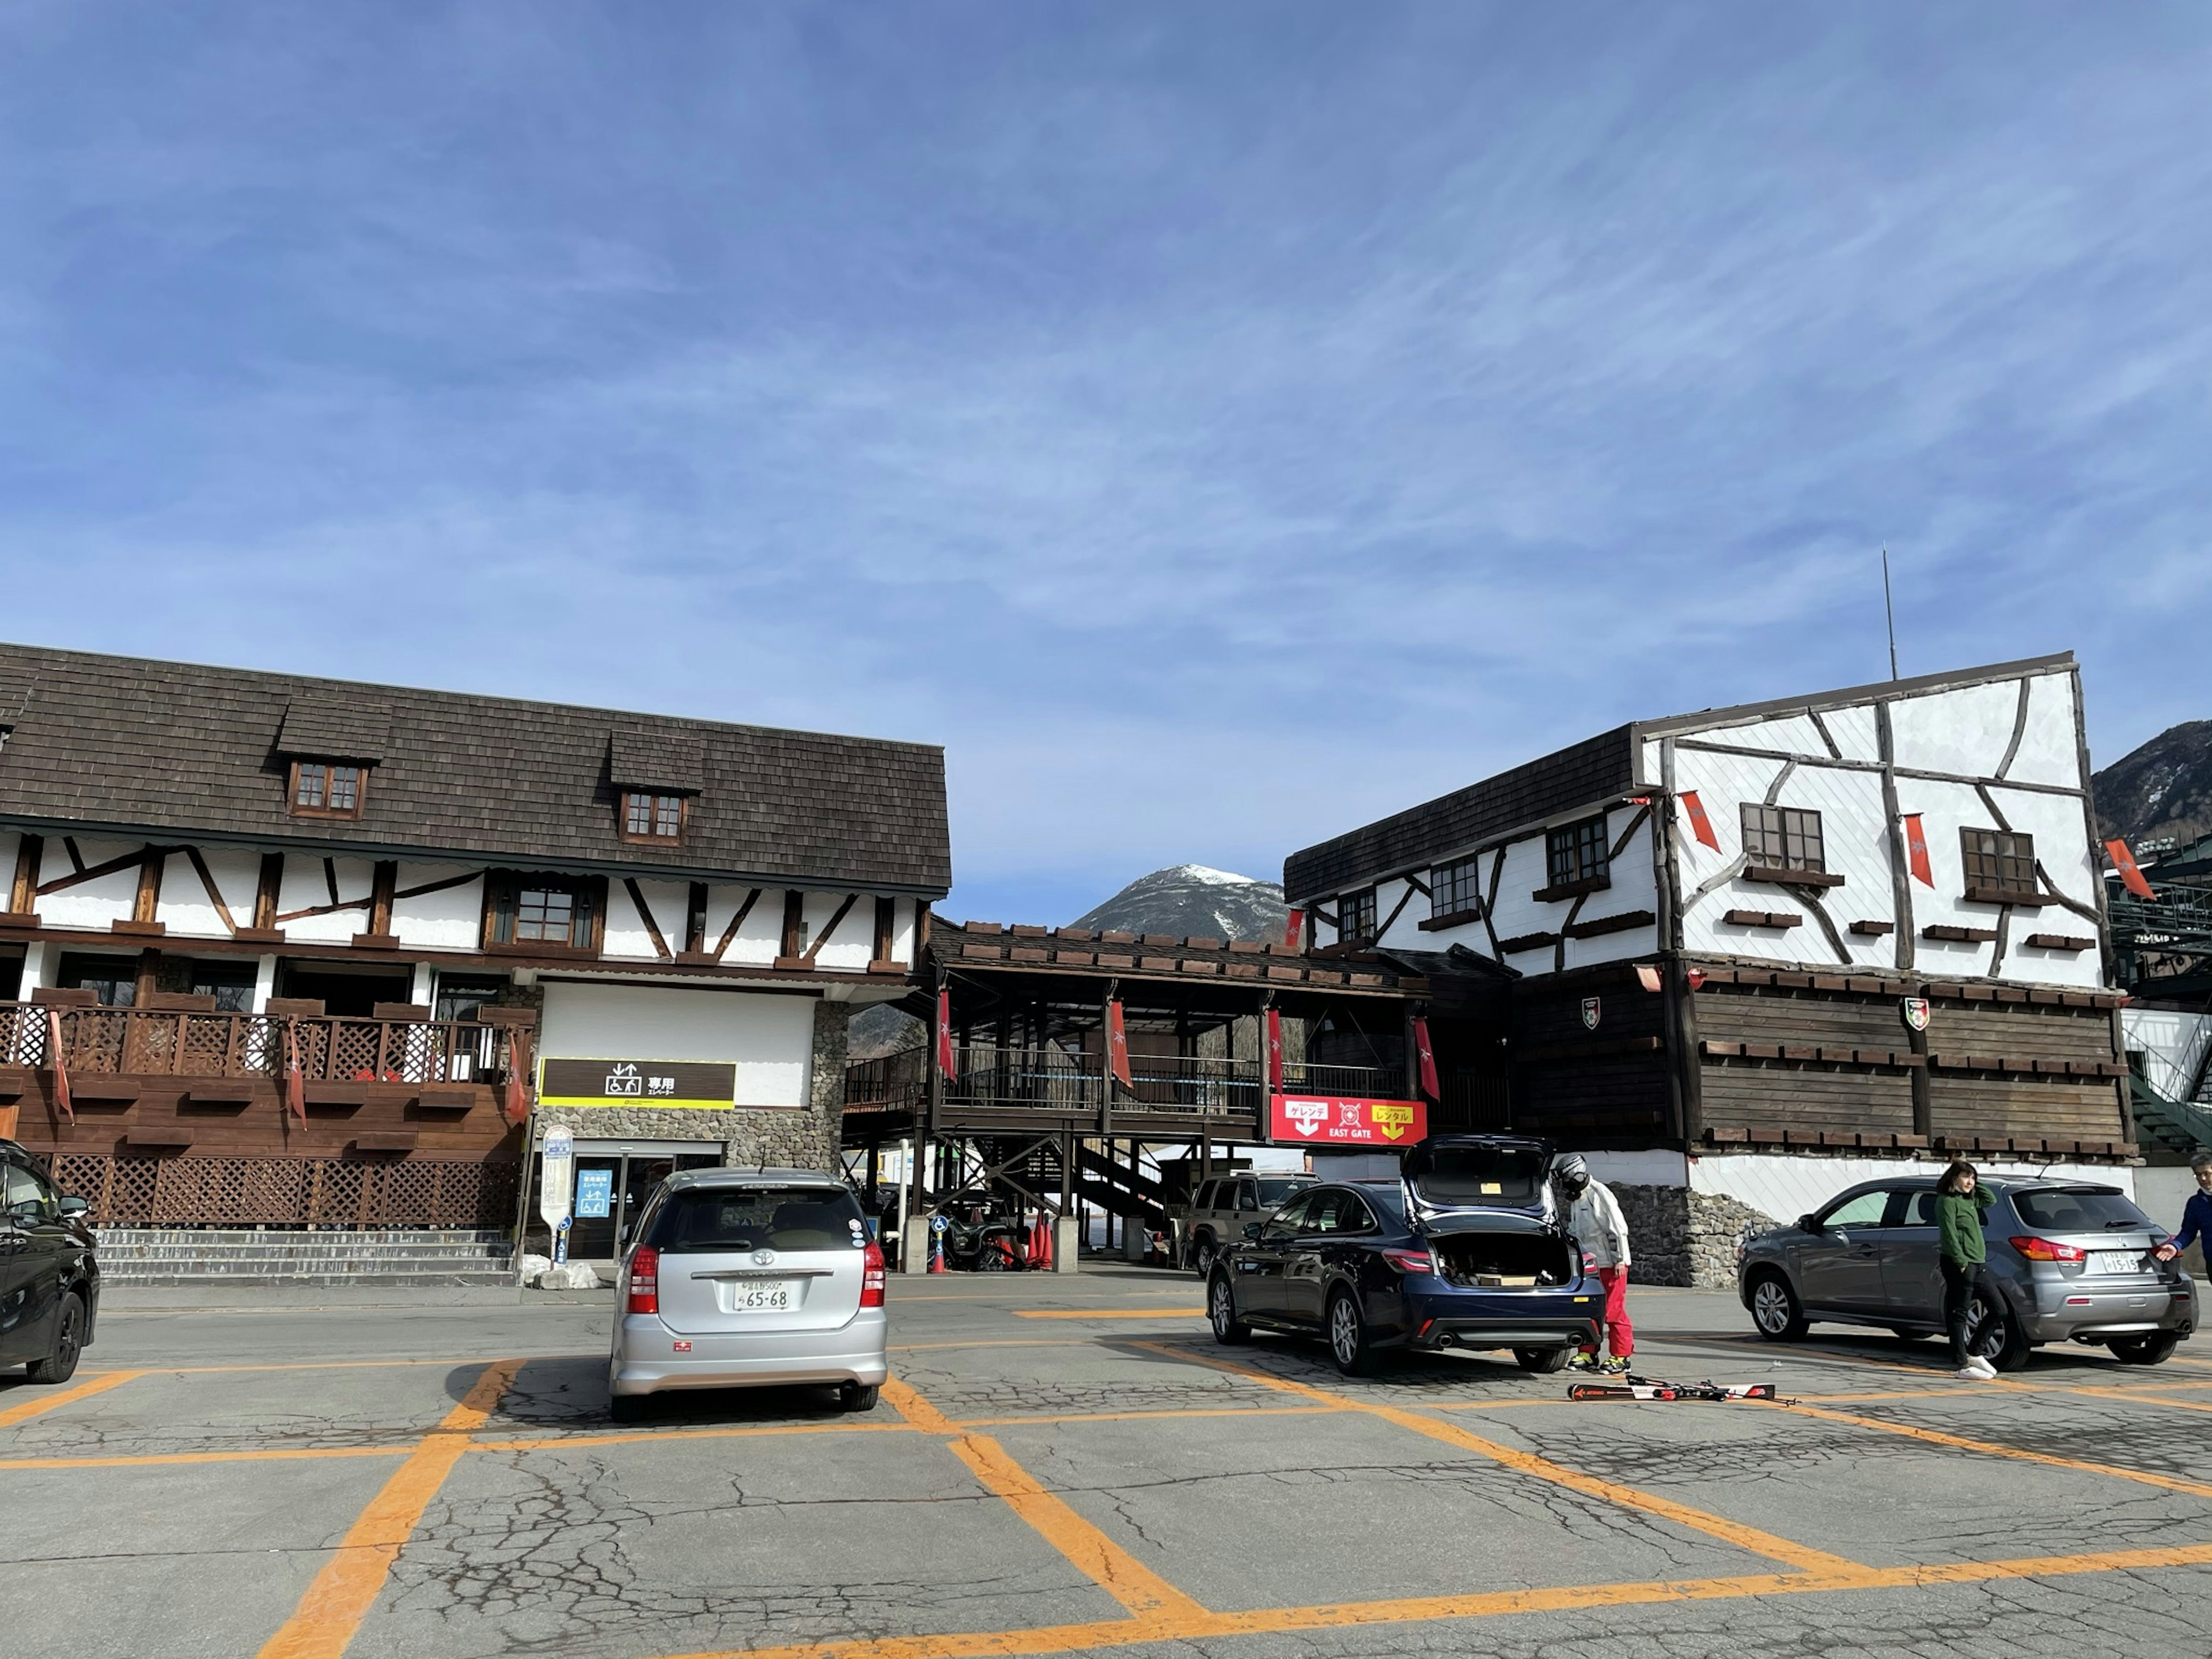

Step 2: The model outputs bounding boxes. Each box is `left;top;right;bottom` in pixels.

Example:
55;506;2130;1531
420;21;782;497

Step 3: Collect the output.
1;1139;99;1385
1207;1134;1600;1376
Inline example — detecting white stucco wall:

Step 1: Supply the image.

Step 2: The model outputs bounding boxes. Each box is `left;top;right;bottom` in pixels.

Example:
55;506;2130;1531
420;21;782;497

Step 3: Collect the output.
154;846;261;940
537;980;815;1108
389;863;484;950
35;836;142;930
276;854;378;945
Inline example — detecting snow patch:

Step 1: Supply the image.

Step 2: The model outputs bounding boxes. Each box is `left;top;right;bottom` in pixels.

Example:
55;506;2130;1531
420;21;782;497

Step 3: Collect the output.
1165;864;1255;887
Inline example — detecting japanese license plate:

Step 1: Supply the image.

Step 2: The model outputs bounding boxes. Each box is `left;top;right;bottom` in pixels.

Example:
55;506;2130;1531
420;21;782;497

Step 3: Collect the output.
2092;1250;2145;1275
737;1282;795;1310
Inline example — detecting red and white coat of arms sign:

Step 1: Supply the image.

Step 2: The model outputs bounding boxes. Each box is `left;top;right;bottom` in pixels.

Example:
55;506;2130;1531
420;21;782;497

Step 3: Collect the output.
1902;997;1930;1032
1581;997;1601;1031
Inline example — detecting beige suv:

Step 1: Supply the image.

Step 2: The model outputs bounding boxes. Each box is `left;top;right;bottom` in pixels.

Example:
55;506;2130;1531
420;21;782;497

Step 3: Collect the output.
1182;1172;1317;1277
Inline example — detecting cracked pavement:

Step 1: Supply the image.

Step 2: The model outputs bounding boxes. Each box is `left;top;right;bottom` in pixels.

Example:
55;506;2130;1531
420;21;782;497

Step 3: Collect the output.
2;1270;2209;1658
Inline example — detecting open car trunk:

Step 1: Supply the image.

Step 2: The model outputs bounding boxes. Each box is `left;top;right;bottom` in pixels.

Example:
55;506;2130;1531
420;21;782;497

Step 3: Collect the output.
1429;1226;1577;1289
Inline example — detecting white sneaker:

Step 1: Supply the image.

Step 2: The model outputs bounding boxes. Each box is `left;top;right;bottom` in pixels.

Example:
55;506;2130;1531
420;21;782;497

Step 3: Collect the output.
1968;1356;1998;1378
1953;1364;1989;1380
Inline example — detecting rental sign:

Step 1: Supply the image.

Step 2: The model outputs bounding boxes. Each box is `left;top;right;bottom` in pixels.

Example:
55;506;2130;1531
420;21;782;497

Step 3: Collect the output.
1268;1094;1429;1147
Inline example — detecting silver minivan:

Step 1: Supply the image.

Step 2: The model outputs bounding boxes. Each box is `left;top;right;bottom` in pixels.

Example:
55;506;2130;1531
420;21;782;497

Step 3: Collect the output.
609;1168;888;1421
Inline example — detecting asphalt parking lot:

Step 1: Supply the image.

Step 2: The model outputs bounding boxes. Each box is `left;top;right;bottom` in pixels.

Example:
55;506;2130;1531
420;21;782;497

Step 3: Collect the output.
5;1268;2211;1659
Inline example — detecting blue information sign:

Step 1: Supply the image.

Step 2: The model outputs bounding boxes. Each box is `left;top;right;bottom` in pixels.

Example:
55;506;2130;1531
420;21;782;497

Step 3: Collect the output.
575;1167;615;1219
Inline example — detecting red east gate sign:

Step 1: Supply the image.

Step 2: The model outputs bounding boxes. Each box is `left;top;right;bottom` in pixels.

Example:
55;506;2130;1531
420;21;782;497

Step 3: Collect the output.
1268;1094;1429;1147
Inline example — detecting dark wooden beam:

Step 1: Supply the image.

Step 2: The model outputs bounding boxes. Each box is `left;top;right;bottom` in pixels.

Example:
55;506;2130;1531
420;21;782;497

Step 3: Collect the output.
713;887;763;962
183;846;239;935
624;877;673;961
802;892;861;964
685;882;710;956
8;833;40;915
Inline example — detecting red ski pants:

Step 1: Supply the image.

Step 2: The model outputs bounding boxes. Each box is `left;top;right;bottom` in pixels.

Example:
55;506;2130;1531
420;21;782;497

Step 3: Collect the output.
1578;1266;1633;1358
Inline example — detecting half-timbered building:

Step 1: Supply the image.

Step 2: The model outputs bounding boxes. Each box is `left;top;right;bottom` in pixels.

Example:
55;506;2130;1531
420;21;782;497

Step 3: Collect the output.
0;644;947;1271
1284;653;2134;1281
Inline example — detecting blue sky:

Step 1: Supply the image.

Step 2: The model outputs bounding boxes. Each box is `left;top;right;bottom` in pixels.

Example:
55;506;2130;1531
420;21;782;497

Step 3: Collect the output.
3;5;2208;922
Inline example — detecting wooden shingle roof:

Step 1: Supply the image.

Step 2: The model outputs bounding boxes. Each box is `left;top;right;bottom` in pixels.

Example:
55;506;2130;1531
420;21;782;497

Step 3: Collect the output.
0;643;950;894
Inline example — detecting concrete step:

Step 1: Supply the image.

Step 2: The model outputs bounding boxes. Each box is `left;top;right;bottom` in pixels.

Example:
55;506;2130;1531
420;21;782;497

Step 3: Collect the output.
90;1226;515;1286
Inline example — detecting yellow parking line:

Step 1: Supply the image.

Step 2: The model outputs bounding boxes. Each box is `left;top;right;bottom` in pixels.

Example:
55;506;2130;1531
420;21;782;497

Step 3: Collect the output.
1777;1397;2212;1500
0;1445;412;1471
1130;1341;1859;1576
889;1340;1096;1353
0;1369;143;1427
255;1358;518;1659
635;1542;2212;1659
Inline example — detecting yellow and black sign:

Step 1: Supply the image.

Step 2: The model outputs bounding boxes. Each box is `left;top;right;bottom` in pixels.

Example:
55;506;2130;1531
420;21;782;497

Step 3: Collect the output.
538;1058;737;1109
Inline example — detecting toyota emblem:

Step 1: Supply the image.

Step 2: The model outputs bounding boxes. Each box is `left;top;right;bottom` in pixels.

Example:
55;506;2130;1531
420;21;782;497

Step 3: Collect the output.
752;1248;777;1267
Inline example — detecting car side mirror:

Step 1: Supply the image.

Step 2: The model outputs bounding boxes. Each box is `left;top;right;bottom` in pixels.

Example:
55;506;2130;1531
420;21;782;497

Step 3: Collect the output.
1797;1214;1821;1233
58;1196;89;1219
1243;1222;1263;1241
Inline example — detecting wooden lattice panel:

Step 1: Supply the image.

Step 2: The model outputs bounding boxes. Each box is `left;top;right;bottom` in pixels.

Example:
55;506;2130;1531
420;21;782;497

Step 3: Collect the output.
44;1154;518;1228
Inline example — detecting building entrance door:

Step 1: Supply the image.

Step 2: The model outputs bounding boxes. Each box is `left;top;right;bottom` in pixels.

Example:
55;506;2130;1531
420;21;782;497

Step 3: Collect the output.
532;1139;723;1263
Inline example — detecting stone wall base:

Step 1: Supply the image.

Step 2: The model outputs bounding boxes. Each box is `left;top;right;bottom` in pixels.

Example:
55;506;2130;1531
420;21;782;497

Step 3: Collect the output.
1609;1184;1779;1289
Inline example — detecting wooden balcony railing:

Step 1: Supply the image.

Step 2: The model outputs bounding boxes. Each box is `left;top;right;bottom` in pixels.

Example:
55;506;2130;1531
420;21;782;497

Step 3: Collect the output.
0;1001;518;1088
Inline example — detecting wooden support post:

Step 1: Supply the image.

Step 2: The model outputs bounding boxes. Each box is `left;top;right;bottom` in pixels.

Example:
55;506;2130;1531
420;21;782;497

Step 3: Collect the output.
133;849;164;925
685;883;710;955
9;834;40;915
368;860;398;938
253;853;283;931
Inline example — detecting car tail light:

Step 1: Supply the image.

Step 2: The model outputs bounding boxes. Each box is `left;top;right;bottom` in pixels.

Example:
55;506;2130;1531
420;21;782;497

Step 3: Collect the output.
2009;1236;2086;1264
626;1245;660;1315
1380;1247;1434;1274
861;1239;887;1308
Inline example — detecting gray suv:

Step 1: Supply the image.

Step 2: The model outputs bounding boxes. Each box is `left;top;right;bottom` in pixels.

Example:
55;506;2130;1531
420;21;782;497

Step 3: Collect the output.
1739;1175;2195;1369
1183;1172;1317;1277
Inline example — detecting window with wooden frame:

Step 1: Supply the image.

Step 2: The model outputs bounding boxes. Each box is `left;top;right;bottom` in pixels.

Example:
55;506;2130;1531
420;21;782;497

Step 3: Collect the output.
1336;888;1377;946
1741;804;1826;874
1430;855;1482;921
483;872;604;952
619;791;688;843
1961;828;2038;903
289;759;366;819
1544;816;1609;893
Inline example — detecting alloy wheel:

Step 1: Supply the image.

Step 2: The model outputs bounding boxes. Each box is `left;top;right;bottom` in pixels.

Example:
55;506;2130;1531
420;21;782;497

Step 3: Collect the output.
1210;1277;1233;1336
1331;1296;1361;1367
1753;1279;1793;1335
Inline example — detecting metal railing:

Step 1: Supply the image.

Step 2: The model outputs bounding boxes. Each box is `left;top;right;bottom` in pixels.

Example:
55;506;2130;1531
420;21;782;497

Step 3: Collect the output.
0;1001;513;1087
842;1043;1409;1118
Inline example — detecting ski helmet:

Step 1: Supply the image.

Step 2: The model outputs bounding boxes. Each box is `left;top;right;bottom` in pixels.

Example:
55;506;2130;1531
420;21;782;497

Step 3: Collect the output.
1552;1153;1590;1195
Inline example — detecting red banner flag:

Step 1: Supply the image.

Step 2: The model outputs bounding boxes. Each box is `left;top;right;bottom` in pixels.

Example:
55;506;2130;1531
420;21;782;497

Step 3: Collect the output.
1410;1016;1440;1102
1679;791;1719;851
935;988;956;1080
2106;838;2154;900
1283;908;1305;951
502;1025;533;1126
1903;814;1934;887
283;1018;306;1122
1265;1007;1284;1092
1106;999;1131;1090
45;1007;73;1122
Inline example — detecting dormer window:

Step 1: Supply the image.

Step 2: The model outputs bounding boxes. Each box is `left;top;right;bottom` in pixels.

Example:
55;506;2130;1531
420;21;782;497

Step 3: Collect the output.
290;759;365;819
621;791;687;842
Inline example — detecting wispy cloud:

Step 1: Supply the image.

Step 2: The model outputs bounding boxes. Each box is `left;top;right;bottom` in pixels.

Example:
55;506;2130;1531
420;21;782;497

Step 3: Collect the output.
1;3;2207;919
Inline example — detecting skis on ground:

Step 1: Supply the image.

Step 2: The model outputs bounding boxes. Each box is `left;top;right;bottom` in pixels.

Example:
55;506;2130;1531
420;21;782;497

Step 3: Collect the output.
1567;1374;1787;1403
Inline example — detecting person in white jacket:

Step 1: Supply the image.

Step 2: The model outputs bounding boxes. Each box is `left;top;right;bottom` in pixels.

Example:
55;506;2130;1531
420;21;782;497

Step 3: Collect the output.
1554;1154;1633;1374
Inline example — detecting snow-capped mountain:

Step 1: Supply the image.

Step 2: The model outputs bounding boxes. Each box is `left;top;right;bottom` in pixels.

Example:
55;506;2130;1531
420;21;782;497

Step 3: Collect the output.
2095;721;2212;853
1069;864;1290;942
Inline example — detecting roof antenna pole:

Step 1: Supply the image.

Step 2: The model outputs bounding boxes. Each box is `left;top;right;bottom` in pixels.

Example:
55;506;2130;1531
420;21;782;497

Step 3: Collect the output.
1881;547;1899;681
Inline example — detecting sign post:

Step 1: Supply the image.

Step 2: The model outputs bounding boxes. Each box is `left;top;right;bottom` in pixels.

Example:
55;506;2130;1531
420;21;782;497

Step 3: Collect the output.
540;1127;575;1266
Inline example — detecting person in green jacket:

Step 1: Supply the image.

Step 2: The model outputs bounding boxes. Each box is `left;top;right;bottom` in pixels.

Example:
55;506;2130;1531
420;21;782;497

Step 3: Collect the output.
1936;1160;1999;1380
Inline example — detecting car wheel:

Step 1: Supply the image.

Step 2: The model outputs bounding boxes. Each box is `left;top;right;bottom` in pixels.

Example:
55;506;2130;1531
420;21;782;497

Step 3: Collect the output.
25;1293;85;1385
1965;1291;2033;1373
1748;1272;1808;1342
839;1381;881;1412
2107;1332;2179;1366
609;1394;649;1425
1191;1235;1217;1279
1208;1271;1251;1346
1327;1289;1380;1377
1515;1346;1571;1373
